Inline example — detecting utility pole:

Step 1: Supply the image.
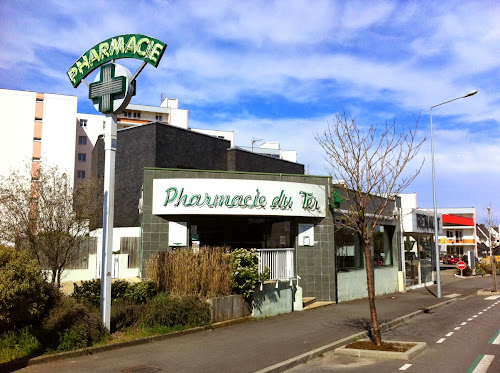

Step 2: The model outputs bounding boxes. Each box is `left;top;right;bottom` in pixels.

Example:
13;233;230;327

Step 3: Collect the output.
487;206;498;292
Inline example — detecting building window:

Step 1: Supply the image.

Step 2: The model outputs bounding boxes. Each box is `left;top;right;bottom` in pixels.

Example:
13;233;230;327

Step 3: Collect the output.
77;170;86;179
36;98;44;102
78;153;86;162
122;111;132;118
79;119;88;127
78;136;87;145
335;227;362;270
373;226;394;266
156;115;162;121
133;112;141;119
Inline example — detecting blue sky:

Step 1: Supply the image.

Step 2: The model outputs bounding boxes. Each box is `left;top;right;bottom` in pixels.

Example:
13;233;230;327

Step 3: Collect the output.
1;0;499;221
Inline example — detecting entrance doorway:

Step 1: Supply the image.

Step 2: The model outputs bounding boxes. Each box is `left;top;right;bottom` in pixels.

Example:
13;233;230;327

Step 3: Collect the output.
188;216;295;249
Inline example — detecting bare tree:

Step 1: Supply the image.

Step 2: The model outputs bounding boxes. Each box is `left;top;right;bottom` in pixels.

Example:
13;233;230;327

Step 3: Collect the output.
316;111;425;345
0;165;101;287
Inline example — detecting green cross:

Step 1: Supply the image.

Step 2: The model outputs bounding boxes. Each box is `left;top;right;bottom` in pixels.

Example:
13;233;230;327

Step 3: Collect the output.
89;64;126;114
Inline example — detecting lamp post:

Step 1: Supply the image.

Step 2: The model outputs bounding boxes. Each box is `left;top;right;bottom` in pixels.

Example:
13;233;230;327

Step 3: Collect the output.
487;206;498;292
430;89;478;298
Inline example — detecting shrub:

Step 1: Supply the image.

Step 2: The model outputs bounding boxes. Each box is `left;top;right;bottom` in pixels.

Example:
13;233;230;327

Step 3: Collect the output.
73;279;158;307
111;280;130;301
41;295;108;351
124;281;157;303
110;301;144;333
231;248;261;299
0;327;41;363
475;263;487;276
71;278;101;308
0;246;55;332
140;293;210;328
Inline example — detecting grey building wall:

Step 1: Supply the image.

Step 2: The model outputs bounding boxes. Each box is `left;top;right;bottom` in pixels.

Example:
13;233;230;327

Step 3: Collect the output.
92;122;304;228
141;168;336;301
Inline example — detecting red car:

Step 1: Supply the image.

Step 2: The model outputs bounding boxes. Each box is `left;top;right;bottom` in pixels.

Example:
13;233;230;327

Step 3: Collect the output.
444;255;460;265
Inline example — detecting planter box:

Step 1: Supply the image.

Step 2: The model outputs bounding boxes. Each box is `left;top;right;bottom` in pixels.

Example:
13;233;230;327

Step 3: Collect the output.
208;294;250;323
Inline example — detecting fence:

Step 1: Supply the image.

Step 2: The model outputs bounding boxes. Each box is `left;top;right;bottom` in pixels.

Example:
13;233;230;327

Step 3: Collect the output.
258;248;294;280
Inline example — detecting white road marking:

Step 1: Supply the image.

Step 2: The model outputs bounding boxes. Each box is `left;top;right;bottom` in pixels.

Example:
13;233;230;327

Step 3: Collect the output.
483;309;488;311
470;354;495;373
479;312;483;314
399;363;412;371
473;315;478;318
436;338;446;343
461;322;468;325
485;295;500;300
444;293;461;298
446;332;454;337
492;333;500;345
454;327;461;330
468;318;473;321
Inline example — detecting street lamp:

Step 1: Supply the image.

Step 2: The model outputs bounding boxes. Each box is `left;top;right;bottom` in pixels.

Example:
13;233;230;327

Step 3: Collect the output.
431;90;478;298
487;206;498;292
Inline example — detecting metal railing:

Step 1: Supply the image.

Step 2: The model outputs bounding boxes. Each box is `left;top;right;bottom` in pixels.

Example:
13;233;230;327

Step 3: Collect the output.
257;248;294;280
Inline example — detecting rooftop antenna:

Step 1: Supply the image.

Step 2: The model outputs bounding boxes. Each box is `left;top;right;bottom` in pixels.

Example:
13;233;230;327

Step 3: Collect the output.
251;138;263;152
160;92;165;105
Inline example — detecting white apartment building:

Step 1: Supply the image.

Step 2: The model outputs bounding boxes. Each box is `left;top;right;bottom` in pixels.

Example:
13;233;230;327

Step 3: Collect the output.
0;89;77;181
438;207;477;257
1;89;298;187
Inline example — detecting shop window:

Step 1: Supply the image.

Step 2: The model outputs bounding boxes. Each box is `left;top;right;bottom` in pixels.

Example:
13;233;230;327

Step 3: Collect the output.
373;226;394;266
335;227;362;270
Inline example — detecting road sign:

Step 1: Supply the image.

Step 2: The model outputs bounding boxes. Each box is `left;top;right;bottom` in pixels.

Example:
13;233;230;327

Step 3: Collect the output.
457;261;467;270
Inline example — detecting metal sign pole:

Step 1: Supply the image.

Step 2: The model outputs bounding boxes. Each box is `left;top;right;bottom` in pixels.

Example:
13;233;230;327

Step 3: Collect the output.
100;114;117;330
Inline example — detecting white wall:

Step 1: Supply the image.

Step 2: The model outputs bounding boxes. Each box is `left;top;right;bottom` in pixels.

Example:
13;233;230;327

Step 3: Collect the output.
169;108;188;129
0;89;36;178
191;128;235;146
39;93;78;180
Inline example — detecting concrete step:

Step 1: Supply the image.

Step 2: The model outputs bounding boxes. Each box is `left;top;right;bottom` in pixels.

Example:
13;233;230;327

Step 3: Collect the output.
303;301;335;311
303;297;316;307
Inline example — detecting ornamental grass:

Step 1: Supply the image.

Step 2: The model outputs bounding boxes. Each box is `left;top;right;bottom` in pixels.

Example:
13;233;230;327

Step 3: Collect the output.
146;247;233;298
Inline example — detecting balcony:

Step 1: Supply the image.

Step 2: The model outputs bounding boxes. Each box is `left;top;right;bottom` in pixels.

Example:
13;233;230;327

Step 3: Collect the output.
443;238;475;245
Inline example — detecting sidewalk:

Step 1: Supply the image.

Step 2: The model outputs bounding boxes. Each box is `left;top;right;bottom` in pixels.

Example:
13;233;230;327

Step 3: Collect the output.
15;269;492;373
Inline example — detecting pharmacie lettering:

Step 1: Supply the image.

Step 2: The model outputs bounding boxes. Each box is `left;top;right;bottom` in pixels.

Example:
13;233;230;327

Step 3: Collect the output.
270;190;293;210
67;34;166;88
163;187;267;209
299;191;320;211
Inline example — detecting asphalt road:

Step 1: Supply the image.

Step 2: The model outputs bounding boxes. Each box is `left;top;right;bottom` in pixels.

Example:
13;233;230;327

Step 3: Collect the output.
288;292;500;372
10;269;495;373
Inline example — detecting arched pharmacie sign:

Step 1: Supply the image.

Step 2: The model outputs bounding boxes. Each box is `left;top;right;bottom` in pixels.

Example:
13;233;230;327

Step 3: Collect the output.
67;34;166;88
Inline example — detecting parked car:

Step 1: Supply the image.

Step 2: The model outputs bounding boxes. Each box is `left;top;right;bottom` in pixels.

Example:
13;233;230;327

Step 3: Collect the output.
444;255;460;265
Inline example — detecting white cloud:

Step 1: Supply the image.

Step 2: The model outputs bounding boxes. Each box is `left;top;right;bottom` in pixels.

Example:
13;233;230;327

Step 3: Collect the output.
1;0;499;212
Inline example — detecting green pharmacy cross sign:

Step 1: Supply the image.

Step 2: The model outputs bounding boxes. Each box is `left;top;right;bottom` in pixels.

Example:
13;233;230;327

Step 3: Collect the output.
89;64;126;113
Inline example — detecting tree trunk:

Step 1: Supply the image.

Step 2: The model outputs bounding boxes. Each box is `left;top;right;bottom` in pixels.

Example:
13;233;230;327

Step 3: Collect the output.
56;269;62;288
363;238;382;345
492;258;498;292
51;269;57;284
